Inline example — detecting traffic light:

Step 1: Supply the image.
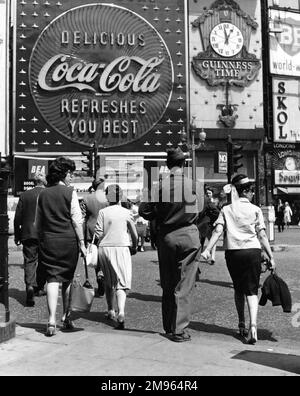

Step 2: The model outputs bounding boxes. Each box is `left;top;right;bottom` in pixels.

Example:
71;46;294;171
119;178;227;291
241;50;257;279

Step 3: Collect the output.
93;142;100;179
81;148;94;177
227;135;243;182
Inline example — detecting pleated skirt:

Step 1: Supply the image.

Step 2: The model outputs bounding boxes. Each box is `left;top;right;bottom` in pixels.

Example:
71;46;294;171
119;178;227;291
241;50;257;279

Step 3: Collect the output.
98;247;132;290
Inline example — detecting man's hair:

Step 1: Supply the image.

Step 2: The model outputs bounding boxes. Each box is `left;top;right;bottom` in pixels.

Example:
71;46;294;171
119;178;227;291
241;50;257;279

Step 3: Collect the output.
105;184;123;204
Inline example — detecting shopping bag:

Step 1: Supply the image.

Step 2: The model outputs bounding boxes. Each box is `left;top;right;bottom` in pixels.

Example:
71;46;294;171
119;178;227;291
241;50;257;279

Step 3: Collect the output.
69;258;95;313
86;237;98;268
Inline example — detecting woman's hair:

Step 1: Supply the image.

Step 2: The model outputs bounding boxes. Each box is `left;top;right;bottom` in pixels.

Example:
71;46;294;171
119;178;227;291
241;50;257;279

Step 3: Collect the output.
105;184;123;204
232;174;254;197
46;156;76;186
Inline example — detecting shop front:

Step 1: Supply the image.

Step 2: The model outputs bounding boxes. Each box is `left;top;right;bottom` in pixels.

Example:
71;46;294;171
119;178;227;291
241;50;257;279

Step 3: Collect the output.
13;0;188;197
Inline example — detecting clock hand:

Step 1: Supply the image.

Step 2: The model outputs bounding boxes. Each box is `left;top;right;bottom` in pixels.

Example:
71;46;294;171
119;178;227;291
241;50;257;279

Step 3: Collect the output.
224;27;229;45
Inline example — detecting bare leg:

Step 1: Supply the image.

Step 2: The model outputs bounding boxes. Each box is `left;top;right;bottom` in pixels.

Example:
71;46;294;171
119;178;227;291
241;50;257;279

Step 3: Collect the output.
246;295;258;343
116;289;127;320
61;281;72;320
47;282;59;324
246;295;258;326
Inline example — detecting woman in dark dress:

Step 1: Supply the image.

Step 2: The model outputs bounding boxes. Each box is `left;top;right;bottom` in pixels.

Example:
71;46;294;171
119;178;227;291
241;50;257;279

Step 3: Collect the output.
36;157;86;336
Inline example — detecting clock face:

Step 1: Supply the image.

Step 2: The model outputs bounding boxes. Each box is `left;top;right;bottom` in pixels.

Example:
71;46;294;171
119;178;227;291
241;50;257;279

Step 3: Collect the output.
210;23;244;57
284;157;296;171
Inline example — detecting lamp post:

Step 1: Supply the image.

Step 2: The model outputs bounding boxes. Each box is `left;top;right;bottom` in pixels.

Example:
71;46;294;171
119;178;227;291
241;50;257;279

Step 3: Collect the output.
181;116;206;183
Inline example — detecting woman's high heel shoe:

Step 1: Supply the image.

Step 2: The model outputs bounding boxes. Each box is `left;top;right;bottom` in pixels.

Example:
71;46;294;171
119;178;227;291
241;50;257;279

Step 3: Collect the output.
46;322;56;337
247;324;258;345
238;322;248;338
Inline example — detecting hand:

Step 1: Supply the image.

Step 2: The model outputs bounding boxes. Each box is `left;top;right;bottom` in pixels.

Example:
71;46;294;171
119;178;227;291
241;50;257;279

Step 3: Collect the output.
129;246;137;256
201;249;211;261
80;241;87;257
269;258;276;272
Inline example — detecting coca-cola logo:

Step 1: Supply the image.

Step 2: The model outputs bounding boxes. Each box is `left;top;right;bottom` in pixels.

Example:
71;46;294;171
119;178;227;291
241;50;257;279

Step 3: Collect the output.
29;4;173;148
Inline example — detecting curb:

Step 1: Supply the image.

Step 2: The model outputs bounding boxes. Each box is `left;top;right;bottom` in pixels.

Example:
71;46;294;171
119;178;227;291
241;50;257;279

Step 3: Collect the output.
0;319;16;344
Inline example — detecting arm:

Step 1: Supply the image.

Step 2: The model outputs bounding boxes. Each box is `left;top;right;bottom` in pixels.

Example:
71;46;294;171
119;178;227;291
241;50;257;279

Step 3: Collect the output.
71;191;86;257
128;218;138;251
201;224;224;260
14;197;23;245
94;211;104;242
258;229;276;271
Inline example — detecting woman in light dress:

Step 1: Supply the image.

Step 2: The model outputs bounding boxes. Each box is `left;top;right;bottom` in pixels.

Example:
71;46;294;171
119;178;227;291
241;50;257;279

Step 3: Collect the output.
283;202;293;229
94;184;138;329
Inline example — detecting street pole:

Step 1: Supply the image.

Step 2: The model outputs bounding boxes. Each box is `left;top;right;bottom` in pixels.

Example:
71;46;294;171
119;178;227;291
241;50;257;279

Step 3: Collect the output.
191;132;196;184
0;155;15;344
0;161;10;324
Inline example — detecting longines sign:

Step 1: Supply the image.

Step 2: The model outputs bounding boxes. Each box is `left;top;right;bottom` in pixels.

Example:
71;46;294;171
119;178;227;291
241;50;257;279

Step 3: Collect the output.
29;4;173;148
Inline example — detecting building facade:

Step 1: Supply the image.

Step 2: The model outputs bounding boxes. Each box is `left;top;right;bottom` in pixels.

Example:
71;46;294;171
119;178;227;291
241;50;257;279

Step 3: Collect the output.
268;0;300;224
8;0;274;206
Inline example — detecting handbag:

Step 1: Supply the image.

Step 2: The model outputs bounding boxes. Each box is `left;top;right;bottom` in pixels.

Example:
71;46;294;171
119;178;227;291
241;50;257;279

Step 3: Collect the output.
86;235;98;268
69;258;95;313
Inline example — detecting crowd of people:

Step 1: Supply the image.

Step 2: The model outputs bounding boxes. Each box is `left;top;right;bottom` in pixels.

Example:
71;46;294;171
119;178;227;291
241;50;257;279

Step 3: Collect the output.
14;150;278;344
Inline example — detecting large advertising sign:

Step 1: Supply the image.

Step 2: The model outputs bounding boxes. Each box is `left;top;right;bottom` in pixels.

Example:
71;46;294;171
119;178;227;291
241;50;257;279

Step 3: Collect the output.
273;78;300;143
273;143;300;187
0;0;7;155
15;0;187;154
270;9;300;77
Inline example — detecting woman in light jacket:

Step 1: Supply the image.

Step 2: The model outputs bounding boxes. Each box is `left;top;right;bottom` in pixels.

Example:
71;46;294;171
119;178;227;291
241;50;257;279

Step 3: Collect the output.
201;174;276;345
94;184;138;329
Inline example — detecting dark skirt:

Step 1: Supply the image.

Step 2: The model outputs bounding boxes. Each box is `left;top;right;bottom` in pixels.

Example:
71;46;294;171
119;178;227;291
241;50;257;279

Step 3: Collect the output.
225;249;261;296
39;233;79;283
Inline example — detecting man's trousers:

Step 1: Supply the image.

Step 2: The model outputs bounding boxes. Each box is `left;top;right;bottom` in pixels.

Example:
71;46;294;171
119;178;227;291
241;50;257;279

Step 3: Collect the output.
157;224;200;335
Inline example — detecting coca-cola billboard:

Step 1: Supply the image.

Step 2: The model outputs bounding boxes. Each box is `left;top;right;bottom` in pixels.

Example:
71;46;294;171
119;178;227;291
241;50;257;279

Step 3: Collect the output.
15;0;187;153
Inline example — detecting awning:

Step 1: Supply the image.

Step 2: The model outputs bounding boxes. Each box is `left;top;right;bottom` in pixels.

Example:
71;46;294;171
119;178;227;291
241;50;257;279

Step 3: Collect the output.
275;187;300;194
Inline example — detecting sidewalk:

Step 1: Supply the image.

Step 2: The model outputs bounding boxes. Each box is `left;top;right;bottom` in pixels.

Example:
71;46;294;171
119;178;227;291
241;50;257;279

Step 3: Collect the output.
0;323;299;376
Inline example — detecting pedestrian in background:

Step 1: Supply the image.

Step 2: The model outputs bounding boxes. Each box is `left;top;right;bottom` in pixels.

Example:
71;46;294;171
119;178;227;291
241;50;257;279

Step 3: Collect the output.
283;202;293;229
276;199;285;233
201;174;276;345
94;184;138;330
196;187;220;265
81;178;108;296
35;157;86;336
139;147;204;342
14;172;47;307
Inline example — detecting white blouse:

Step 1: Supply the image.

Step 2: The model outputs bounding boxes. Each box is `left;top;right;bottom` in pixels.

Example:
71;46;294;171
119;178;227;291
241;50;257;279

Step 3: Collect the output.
215;198;266;250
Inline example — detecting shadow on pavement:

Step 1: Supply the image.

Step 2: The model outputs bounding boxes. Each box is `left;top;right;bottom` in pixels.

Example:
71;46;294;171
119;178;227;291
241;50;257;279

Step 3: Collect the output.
189;322;278;343
127;292;161;303
71;311;116;327
9;288;27;307
17;322;85;337
232;351;300;375
198;279;234;289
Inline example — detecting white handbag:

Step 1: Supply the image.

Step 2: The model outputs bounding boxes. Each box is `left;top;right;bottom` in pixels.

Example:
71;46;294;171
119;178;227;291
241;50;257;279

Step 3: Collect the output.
86;235;98;268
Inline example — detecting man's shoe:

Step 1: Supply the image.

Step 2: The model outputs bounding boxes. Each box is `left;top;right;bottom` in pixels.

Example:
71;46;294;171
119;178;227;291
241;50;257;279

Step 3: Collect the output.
26;286;35;307
169;332;191;343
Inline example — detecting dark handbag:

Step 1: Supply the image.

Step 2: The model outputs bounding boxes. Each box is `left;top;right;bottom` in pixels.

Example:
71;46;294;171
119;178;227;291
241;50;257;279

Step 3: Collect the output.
69;257;95;313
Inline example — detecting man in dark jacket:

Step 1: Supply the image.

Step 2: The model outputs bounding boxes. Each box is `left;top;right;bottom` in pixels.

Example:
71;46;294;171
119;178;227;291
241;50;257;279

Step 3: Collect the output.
139;148;204;342
14;172;47;306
